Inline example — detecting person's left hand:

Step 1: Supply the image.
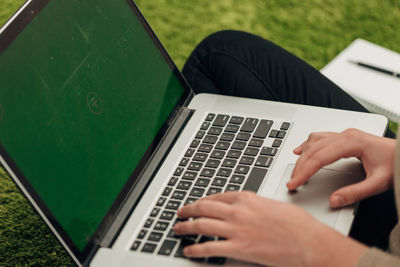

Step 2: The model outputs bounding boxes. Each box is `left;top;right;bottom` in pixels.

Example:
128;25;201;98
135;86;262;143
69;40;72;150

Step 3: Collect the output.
173;191;367;267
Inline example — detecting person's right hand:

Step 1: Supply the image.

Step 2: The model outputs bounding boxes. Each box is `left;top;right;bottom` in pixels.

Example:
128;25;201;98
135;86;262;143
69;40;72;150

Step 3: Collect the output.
287;128;396;208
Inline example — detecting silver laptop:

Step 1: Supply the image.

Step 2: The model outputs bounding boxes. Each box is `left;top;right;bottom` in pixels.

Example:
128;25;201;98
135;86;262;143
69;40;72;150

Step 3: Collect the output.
0;0;388;266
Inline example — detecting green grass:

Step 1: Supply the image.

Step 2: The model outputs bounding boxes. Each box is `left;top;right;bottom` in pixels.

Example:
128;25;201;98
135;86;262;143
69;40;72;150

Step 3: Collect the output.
0;0;399;265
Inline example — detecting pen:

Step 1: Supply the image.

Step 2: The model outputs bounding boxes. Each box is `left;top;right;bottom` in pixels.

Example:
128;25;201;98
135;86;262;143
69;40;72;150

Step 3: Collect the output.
348;60;400;79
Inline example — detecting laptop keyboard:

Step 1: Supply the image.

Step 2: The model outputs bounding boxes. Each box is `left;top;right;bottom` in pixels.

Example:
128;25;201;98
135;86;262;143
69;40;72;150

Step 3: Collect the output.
130;113;291;264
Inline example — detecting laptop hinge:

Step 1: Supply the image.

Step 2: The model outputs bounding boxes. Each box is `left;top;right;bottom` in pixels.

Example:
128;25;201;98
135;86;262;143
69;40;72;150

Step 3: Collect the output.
96;106;194;248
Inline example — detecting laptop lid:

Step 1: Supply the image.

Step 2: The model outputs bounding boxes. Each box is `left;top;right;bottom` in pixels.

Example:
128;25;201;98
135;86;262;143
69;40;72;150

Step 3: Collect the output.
0;0;193;265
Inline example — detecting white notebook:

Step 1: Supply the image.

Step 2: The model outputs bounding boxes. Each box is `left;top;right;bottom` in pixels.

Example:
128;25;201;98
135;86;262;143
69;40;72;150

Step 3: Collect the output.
321;39;400;123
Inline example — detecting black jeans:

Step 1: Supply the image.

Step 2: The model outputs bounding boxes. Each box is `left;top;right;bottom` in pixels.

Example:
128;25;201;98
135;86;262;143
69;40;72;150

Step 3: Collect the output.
182;30;397;249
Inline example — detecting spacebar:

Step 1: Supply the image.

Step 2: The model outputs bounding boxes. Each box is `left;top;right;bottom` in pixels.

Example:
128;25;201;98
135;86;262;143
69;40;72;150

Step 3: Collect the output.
242;167;268;192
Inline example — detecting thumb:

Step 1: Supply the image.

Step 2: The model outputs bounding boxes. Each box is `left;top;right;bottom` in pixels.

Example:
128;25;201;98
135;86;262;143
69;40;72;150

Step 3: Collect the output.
329;176;385;208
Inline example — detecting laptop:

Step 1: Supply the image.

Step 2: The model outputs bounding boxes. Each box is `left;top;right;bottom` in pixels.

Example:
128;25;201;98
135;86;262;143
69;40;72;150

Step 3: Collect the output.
0;0;388;266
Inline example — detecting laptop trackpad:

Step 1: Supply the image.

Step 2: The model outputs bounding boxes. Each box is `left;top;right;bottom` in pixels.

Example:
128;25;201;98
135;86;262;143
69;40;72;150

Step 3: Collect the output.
274;164;364;227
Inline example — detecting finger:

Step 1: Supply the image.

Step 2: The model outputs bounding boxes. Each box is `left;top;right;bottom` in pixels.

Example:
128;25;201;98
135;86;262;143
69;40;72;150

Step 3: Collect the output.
288;140;357;190
288;138;333;190
173;218;232;238
201;191;242;204
183;240;234;258
330;175;389;208
177;199;234;220
290;133;337;181
293;141;306;155
293;132;336;155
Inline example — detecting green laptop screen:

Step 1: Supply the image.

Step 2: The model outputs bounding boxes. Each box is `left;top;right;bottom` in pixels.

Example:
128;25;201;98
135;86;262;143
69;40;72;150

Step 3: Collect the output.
0;0;185;251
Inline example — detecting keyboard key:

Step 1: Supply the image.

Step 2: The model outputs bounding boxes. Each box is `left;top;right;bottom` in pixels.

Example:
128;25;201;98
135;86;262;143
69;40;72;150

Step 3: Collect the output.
144;218;154;228
200;168;216;178
235;165;250;175
236;132;251;141
175;238;195;258
142;243;157;253
222;159;237;168
199;235;215;243
179;157;190;167
207;187;223;196
277;131;286;139
261;147;278;156
213;114;230;127
205;113;216;121
200;121;211;130
217;168;232;177
220;132;235;141
255;156;273;168
225;124;240;133
172;190;187;200
239;156;255;165
156;197;167;207
212;178;228;187
185;148;195;157
177;181;192;190
174;167;184;176
269;129;278;138
272;139;282;147
210;150;225;159
154;221;169;231
208;127;223;135
225;184;240;192
131;240;141;251
198;143;213;153
205;159;221;168
193;152;208;162
148;231;163;242
162;187;173;197
208;257;227;265
231;141;246;150
168;177;179;186
240;118;259;132
166;201;181;210
167;229;178;238
215;141;230;150
243;167;268;192
182;171;197;181
184;197;198;206
195;130;206;139
137;229;147;239
230;175;245;184
226;149;242;159
188;162;203;171
280;122;291;130
158;239;177;256
244;147;260;156
203;135;218;144
249;138;263;147
253;119;273;139
229;116;244;124
190;139;201;148
160;210;175;221
195;178;211;187
150;207;160;217
190;187;205;197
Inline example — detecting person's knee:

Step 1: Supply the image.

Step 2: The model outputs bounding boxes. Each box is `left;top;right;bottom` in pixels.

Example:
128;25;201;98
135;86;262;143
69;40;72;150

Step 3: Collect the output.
193;30;278;62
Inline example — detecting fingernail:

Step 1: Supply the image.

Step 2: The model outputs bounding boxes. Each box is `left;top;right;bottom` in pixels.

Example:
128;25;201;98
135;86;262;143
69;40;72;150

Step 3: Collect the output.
331;195;345;208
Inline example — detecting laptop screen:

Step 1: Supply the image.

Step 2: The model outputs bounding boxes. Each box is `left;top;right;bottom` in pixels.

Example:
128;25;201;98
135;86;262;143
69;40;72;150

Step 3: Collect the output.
0;0;189;259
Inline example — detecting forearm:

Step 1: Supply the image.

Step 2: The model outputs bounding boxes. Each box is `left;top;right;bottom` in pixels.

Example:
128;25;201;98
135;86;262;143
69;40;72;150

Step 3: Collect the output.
305;224;368;267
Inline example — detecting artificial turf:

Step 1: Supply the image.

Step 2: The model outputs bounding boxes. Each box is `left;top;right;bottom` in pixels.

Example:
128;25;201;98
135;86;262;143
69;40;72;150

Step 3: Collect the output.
0;0;399;265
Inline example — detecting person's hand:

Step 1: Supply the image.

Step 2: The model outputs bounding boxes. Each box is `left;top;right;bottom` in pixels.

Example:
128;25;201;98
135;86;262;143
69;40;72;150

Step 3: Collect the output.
174;191;367;267
288;128;396;208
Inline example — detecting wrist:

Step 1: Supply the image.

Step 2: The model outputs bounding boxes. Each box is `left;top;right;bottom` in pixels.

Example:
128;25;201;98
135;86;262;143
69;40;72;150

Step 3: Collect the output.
305;223;368;267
